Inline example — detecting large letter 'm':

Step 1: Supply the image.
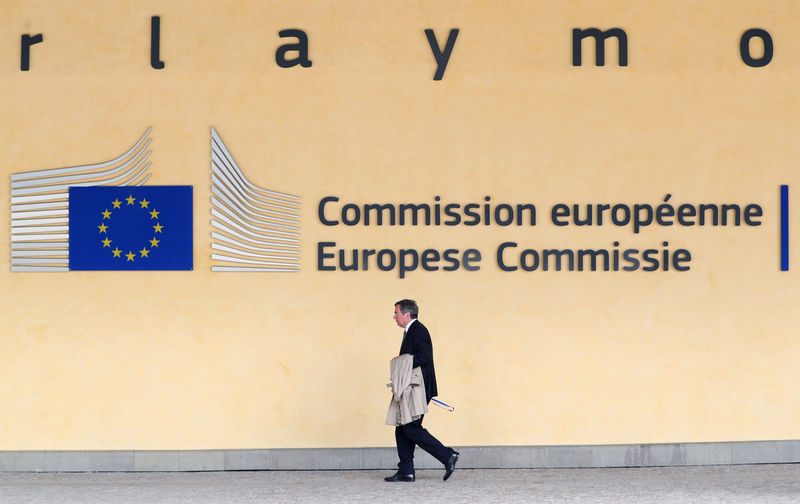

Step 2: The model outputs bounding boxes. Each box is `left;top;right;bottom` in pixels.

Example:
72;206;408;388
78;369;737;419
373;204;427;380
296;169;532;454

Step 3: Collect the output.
572;28;628;66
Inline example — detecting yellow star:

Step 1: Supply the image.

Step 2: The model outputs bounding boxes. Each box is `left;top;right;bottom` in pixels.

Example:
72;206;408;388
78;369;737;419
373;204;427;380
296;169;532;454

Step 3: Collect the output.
101;238;112;248
150;237;160;248
126;195;136;205
149;209;160;219
126;251;136;262
112;247;122;258
111;199;122;209
140;247;150;258
153;223;163;233
102;209;112;219
98;223;108;233
140;198;150;209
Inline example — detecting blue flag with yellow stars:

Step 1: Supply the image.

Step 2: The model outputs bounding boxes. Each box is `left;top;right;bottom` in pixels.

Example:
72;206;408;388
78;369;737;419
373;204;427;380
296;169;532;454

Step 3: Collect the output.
69;186;193;271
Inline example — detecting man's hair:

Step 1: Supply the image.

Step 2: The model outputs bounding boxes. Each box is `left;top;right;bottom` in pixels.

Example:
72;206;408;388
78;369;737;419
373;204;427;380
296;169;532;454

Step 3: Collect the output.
395;299;419;319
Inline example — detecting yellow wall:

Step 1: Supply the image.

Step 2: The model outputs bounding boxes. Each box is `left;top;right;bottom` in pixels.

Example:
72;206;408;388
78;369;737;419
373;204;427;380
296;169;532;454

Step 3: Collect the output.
1;0;799;450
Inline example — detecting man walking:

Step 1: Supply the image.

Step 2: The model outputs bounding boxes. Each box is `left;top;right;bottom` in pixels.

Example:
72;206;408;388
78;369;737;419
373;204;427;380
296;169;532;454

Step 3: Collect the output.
385;299;459;482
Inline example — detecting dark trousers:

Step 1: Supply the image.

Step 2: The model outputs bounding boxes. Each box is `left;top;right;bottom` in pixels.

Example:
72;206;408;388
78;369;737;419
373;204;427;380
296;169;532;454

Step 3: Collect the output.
395;414;452;474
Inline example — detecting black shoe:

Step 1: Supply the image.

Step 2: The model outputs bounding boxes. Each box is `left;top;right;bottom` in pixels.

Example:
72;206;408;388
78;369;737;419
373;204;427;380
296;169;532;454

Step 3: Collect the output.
384;472;415;482
443;450;459;481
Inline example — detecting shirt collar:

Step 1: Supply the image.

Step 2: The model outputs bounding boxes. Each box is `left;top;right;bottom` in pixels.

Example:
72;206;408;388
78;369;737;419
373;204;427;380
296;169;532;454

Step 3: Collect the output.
404;319;416;332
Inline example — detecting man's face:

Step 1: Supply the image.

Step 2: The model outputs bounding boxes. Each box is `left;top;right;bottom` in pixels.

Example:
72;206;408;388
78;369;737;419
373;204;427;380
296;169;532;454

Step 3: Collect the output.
393;305;410;328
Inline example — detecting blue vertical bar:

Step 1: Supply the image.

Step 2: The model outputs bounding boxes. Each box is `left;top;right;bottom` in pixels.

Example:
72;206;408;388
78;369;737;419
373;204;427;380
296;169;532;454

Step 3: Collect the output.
781;185;789;271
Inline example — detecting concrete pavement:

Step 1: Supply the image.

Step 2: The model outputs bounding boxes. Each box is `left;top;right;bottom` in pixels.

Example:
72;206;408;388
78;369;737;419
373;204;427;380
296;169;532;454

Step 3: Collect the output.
1;464;799;503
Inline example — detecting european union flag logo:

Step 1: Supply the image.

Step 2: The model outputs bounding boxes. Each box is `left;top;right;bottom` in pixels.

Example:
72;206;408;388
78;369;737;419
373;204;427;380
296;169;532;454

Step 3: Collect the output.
69;186;193;270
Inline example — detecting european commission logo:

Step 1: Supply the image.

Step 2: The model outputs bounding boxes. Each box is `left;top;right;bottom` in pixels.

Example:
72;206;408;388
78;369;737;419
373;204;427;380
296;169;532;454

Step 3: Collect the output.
210;128;300;272
10;128;299;272
10;129;193;271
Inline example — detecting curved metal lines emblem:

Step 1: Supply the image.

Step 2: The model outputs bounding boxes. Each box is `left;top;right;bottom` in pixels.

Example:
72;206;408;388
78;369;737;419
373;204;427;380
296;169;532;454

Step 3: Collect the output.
210;128;300;272
10;129;153;272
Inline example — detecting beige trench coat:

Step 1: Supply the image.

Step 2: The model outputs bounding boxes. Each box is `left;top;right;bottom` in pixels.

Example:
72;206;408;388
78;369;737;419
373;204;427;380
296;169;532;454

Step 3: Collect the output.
386;353;428;426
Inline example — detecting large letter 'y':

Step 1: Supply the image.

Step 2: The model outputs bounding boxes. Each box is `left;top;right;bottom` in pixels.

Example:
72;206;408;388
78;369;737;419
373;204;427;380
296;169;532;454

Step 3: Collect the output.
425;29;459;80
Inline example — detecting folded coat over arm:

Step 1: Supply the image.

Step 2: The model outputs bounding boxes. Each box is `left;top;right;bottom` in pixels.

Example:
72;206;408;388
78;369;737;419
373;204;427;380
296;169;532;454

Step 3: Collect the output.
386;353;428;426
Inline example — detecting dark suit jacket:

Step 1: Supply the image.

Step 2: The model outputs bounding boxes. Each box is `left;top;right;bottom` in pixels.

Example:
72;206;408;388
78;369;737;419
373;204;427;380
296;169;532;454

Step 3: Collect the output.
399;319;438;403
